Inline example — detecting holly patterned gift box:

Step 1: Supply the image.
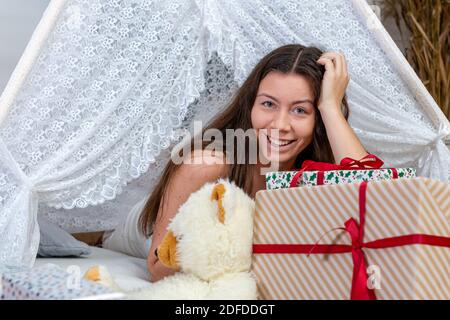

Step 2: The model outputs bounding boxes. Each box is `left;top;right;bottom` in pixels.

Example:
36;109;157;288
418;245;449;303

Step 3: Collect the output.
265;167;416;190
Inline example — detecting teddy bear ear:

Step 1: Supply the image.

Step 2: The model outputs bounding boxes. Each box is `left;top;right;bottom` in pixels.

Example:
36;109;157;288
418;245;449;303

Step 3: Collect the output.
157;230;179;269
211;183;226;224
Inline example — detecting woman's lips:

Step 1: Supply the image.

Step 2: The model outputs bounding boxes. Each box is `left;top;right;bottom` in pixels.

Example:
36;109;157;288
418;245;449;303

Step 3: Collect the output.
266;135;296;149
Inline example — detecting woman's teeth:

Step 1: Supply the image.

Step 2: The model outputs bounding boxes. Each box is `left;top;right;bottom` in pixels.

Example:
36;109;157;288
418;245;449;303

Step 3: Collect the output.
267;136;295;147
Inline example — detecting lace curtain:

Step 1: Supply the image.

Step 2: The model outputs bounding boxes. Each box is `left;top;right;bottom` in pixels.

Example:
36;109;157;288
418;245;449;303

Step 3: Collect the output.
0;0;449;269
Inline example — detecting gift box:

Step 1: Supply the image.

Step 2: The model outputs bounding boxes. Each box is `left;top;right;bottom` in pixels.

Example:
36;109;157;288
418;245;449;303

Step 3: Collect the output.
0;263;122;300
252;177;450;300
265;154;416;189
265;167;416;189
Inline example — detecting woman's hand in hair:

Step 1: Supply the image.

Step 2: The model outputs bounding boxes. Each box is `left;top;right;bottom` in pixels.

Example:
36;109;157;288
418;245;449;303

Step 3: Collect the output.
316;52;367;163
316;51;350;115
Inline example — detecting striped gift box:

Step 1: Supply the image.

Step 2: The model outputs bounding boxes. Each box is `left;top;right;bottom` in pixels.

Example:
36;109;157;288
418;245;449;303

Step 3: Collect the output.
252;177;450;300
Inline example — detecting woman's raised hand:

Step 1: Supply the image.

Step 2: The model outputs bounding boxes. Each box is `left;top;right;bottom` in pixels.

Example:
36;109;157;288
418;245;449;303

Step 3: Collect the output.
316;52;350;114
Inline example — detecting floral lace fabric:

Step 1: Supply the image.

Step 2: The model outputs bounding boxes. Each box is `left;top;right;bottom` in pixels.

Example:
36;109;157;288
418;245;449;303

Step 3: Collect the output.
0;0;449;268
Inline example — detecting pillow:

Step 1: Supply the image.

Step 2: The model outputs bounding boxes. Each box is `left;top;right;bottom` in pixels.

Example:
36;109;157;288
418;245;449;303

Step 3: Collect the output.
37;217;92;257
102;198;152;259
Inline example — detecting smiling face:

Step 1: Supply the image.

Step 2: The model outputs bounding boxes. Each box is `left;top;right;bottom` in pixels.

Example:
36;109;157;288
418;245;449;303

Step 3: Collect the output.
251;71;316;169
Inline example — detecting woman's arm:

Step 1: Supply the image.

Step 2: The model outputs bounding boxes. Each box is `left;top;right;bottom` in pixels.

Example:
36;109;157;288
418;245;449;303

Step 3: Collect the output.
147;151;228;282
320;108;368;163
317;52;368;163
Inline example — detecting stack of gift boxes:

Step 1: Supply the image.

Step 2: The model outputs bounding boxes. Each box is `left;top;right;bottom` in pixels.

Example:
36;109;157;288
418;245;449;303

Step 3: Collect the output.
252;154;450;300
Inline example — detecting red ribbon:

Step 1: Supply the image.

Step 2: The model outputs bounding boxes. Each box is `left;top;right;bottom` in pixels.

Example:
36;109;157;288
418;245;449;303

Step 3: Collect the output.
289;154;398;188
253;181;450;300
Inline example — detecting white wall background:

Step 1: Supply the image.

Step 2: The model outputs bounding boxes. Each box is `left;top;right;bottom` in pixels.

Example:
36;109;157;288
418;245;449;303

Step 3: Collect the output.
0;0;50;95
367;0;410;55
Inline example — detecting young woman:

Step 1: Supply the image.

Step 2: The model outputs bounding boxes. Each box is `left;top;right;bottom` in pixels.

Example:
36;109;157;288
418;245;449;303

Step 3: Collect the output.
139;44;368;282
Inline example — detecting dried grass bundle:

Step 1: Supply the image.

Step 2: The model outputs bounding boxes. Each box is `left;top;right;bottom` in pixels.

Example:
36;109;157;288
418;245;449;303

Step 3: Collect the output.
383;0;449;119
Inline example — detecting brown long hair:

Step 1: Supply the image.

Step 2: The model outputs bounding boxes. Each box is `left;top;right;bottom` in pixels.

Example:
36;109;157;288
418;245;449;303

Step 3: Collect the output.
139;44;349;236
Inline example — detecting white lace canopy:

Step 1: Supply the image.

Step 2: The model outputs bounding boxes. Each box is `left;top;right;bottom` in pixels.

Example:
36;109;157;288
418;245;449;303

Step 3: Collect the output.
0;0;449;269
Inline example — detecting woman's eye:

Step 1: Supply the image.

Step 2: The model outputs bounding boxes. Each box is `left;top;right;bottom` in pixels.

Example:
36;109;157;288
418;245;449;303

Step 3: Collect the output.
293;107;306;114
262;101;274;108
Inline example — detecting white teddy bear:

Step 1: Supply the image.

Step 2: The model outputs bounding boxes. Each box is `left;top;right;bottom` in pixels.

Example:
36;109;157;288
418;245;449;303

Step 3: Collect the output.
85;178;258;300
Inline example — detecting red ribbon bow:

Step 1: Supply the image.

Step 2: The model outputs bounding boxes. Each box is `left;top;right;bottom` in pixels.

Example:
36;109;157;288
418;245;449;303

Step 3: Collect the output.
304;154;384;171
344;218;376;299
289;154;392;188
253;181;450;300
341;182;377;300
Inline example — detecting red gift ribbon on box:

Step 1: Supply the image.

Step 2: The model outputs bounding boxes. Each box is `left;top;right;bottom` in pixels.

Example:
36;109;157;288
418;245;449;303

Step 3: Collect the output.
288;154;398;187
253;181;450;300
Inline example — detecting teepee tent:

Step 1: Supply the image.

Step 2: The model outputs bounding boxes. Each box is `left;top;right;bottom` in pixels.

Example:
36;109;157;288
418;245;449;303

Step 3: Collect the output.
0;0;449;270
